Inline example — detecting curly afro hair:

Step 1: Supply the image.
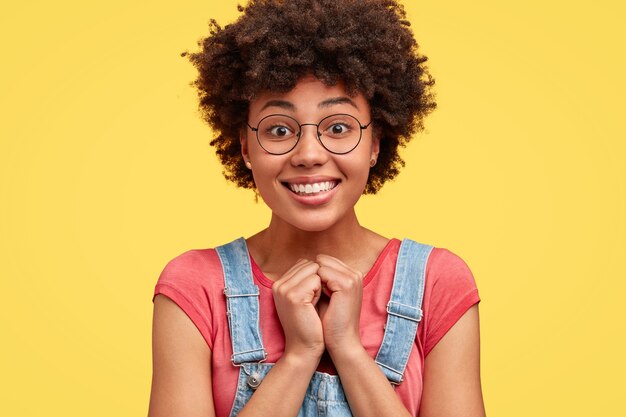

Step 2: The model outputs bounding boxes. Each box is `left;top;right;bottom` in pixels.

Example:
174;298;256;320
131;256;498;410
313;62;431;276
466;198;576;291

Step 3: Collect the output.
183;0;436;194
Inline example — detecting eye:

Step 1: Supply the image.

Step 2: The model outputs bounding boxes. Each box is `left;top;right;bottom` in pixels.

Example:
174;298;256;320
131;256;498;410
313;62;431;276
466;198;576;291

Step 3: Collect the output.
268;125;293;137
257;115;299;143
321;116;357;138
328;123;349;135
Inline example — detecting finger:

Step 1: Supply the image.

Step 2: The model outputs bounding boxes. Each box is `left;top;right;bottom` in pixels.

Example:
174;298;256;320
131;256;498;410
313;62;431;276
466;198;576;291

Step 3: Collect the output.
315;254;361;277
278;273;323;306
284;257;312;273
282;258;312;277
315;255;363;282
317;264;362;293
310;277;322;306
315;254;347;268
321;283;331;297
278;263;321;294
273;261;321;304
275;260;319;286
273;259;317;288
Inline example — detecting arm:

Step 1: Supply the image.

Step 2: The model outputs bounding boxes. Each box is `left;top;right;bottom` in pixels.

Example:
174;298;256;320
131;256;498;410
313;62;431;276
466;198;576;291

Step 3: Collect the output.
331;304;486;417
318;255;486;416
148;294;215;417
236;259;325;417
316;255;412;417
236;353;320;417
419;303;487;417
330;345;413;417
150;259;326;417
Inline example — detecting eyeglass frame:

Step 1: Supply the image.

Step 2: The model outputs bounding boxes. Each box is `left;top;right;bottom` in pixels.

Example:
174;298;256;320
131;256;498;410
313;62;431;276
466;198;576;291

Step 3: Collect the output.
246;113;373;155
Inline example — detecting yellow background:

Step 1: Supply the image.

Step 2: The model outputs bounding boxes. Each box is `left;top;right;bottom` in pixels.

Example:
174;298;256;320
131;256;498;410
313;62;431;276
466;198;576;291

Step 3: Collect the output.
1;0;624;415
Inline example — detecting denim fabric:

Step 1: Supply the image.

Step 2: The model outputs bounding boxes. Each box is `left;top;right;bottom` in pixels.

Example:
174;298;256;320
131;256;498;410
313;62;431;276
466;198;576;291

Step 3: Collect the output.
216;240;267;364
216;237;432;416
375;239;432;384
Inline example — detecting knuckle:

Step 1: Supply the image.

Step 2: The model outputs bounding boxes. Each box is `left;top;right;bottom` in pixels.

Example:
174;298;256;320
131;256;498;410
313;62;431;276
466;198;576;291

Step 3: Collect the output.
285;292;301;304
345;274;361;289
273;285;286;297
344;279;356;290
315;255;328;264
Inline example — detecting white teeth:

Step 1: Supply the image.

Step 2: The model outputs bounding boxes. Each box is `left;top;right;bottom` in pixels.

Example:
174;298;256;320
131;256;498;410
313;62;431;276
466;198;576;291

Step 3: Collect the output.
288;181;337;195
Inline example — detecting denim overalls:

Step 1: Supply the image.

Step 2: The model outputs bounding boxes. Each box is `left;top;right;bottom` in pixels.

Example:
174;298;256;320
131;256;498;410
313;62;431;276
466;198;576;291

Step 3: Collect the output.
216;237;433;416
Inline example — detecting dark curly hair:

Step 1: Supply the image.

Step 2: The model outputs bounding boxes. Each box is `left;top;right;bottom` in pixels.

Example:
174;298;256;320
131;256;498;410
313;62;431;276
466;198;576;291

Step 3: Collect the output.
183;0;436;194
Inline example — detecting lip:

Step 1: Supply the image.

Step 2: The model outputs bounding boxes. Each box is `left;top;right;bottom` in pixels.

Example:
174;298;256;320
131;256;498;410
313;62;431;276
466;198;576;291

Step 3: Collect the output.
280;175;341;185
280;176;341;206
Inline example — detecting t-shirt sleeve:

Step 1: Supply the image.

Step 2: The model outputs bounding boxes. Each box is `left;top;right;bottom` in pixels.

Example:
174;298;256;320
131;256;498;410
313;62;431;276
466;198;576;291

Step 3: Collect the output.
422;248;481;357
152;250;216;350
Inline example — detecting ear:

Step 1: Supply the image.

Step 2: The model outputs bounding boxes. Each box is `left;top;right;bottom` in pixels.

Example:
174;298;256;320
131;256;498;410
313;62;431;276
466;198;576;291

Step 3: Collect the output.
240;128;250;164
370;134;380;161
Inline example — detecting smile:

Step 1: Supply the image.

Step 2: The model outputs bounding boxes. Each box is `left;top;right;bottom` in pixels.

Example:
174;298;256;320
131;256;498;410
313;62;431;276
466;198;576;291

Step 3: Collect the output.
283;180;339;196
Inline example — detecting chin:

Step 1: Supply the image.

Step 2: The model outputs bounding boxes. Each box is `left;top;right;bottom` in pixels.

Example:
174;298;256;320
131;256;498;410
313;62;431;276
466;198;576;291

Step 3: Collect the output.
276;211;345;233
290;221;336;233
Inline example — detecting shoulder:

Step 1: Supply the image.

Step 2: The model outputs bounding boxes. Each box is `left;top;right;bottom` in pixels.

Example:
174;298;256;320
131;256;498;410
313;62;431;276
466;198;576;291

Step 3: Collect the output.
426;247;477;289
152;247;226;350
397;239;477;287
156;248;223;288
152;247;226;314
423;245;480;308
417;244;481;356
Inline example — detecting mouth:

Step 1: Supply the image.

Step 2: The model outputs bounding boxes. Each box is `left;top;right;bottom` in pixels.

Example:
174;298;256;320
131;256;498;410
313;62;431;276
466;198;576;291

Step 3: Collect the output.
281;180;340;196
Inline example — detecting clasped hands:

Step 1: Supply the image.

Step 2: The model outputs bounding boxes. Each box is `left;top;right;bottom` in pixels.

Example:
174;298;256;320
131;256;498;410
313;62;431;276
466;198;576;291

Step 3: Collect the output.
272;254;364;361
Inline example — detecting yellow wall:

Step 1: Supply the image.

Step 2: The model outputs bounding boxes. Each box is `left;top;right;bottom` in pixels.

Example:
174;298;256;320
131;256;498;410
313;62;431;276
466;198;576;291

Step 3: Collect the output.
1;1;624;415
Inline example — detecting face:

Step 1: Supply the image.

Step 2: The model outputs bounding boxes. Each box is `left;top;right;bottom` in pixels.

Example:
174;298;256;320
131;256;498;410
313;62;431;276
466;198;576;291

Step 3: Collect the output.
241;75;380;233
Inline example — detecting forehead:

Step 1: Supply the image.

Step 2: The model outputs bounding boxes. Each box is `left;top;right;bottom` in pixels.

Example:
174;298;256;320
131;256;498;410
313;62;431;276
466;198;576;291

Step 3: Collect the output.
248;75;370;117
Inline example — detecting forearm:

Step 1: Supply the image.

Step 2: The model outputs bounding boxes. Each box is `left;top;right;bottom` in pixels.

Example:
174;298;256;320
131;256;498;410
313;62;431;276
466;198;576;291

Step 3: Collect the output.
330;345;412;417
237;353;320;417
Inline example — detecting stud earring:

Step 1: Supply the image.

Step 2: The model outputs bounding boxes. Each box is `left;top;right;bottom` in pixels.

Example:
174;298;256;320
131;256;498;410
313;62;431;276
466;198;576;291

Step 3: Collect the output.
369;158;377;167
245;161;252;169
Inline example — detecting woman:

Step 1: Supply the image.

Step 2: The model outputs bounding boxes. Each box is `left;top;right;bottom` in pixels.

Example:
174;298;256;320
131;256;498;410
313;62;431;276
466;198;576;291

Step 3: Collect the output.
149;0;486;416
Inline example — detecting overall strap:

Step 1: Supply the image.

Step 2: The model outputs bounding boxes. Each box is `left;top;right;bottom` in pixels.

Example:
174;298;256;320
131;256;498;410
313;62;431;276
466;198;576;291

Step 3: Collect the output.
215;237;267;365
375;238;433;384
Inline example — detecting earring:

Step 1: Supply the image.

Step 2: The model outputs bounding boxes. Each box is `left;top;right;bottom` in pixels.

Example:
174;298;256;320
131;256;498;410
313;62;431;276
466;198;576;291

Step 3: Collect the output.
245;161;252;169
369;158;377;167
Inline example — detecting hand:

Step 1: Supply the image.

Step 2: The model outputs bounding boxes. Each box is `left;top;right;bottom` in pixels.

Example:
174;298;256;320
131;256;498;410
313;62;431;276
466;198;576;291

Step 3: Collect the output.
315;254;364;354
272;259;325;361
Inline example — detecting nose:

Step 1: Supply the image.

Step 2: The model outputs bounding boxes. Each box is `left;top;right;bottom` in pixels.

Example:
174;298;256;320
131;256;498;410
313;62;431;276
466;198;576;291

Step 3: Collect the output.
289;124;329;168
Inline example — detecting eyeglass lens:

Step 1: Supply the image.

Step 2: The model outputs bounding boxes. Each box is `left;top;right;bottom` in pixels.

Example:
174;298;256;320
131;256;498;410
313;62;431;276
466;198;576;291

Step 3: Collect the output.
255;114;364;155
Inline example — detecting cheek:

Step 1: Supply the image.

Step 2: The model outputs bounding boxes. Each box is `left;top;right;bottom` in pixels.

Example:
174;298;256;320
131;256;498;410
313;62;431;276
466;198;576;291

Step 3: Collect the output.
249;158;284;194
350;158;375;193
348;149;374;179
340;159;372;198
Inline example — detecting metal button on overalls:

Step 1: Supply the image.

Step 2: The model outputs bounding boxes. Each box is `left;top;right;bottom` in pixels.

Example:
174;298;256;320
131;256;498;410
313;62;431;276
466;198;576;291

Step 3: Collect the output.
247;372;262;390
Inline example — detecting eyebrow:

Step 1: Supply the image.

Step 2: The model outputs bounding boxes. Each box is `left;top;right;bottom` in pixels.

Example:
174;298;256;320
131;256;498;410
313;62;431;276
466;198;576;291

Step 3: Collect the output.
258;96;360;113
318;97;359;110
260;100;296;112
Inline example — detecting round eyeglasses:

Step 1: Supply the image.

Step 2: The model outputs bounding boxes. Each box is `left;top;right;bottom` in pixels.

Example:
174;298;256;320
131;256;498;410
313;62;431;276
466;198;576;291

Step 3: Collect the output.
246;113;372;155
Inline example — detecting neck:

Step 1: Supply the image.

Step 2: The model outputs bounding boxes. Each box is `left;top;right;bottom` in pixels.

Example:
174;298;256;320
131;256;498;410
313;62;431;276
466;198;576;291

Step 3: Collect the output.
248;209;378;279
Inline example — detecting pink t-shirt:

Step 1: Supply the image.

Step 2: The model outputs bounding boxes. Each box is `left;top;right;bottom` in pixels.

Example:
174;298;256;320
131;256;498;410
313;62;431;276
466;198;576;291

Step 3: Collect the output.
152;238;480;416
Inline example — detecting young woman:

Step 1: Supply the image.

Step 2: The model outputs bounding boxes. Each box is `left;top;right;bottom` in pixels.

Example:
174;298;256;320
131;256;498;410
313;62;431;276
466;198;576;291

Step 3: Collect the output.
148;1;486;416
